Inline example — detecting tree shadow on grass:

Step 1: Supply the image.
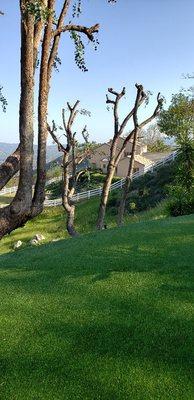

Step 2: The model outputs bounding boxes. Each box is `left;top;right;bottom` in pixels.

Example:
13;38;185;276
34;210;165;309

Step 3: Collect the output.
0;222;194;292
0;294;193;400
0;217;194;398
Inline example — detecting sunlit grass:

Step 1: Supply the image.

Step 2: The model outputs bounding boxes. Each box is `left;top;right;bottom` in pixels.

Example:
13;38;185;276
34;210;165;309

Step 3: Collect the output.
0;214;193;399
0;196;167;254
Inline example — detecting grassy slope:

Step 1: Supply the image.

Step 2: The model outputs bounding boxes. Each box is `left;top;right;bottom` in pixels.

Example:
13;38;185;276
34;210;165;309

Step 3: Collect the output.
0;196;166;254
0;214;194;399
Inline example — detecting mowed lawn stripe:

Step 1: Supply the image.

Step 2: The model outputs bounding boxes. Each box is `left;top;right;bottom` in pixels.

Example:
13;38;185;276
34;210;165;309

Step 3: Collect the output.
0;215;193;399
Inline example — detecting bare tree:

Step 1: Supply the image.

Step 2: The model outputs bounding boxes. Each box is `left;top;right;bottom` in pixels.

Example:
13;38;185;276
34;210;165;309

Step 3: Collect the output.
0;0;101;239
48;101;92;236
96;84;163;229
117;93;163;226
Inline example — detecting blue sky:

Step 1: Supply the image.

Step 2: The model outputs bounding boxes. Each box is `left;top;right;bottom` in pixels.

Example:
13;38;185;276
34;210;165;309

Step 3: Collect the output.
0;0;194;144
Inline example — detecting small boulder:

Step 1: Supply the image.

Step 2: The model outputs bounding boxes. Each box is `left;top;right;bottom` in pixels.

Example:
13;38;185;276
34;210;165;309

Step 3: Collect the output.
13;240;23;250
30;238;39;246
34;234;45;242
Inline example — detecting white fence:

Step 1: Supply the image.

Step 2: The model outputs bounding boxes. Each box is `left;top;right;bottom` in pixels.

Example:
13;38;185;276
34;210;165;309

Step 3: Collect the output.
44;151;177;207
0;151;177;205
0;176;61;196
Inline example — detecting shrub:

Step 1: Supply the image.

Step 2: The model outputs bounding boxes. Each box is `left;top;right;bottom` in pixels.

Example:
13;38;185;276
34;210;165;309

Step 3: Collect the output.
129;202;136;214
166;185;194;217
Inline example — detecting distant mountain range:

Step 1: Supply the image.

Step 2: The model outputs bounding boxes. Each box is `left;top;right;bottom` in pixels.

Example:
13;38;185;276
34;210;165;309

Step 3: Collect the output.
0;142;60;167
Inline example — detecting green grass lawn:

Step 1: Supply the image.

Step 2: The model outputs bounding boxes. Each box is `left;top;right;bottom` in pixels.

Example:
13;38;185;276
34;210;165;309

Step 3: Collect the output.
0;214;194;399
0;196;167;254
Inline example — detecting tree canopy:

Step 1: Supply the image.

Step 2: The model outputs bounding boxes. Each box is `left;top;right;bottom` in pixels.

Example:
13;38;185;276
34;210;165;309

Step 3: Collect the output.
158;90;194;143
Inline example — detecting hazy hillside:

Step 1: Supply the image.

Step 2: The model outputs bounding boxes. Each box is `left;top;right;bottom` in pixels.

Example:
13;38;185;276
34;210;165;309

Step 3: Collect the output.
0;142;60;166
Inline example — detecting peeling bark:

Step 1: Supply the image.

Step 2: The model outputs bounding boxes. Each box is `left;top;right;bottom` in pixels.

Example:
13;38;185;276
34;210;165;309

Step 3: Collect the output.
0;6;35;238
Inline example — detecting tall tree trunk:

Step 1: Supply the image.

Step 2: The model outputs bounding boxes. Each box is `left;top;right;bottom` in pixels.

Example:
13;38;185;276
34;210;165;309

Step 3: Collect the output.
117;129;138;226
0;145;20;190
0;8;35;238
117;176;131;226
0;7;45;192
62;153;78;237
31;1;54;217
65;204;78;237
96;164;115;229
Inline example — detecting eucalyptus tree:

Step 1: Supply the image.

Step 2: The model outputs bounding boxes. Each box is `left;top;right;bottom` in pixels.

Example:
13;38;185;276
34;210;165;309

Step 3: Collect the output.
0;0;115;239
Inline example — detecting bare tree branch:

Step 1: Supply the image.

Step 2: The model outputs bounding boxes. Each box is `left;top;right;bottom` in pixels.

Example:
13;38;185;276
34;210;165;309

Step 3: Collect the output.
117;84;143;225
48;99;92;236
67;100;80;132
106;87;126;136
115;91;164;164
119;85;147;136
47;122;67;153
53;23;99;41
97;84;163;229
82;125;89;143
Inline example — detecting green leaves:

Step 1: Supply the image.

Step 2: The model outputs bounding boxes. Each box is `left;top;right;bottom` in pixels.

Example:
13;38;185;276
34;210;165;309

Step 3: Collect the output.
72;0;82;18
70;31;88;72
53;55;62;73
159;89;194;142
0;86;8;113
25;1;54;23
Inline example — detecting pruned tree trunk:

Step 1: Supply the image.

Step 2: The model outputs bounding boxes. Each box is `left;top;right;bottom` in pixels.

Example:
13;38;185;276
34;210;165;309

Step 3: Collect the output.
48;101;92;237
67;205;77;236
117;176;132;226
96;84;163;230
96;164;115;229
117;129;138;226
96;85;146;229
62;153;78;237
64;203;78;237
0;145;20;190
